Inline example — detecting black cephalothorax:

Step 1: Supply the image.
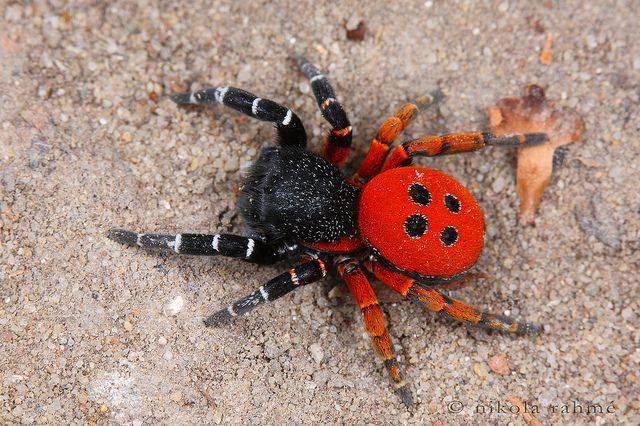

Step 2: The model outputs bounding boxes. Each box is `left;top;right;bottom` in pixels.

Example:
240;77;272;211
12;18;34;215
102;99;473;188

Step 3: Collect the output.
239;146;359;243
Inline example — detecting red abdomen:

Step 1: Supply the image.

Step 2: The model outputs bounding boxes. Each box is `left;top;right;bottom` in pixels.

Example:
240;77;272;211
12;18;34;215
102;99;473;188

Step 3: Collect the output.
358;167;485;278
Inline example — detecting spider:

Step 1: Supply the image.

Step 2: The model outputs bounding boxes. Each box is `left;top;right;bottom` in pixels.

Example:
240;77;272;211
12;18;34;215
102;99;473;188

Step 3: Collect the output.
108;57;546;407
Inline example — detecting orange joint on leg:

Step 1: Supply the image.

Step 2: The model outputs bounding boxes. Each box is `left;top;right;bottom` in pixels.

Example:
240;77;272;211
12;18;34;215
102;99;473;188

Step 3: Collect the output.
317;260;327;277
356;140;390;180
321;97;336;109
444;299;482;323
331;126;352;137
394;103;419;127
370;262;415;296
381;146;410;171
409;286;445;311
344;270;378;308
376;117;403;144
321;143;349;165
362;304;386;337
372;333;394;360
387;362;403;383
289;269;300;286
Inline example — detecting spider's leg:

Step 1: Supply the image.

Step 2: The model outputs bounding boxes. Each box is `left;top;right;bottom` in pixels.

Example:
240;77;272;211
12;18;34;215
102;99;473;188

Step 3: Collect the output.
366;259;541;335
107;229;297;265
382;131;548;171
335;256;413;407
297;57;352;166
428;272;487;291
204;257;326;326
171;86;307;147
351;103;419;184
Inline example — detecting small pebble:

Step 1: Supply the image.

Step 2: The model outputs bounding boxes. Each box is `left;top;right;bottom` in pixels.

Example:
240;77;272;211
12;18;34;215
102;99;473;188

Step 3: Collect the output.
492;175;506;193
309;343;324;364
473;362;488;379
164;295;184;316
170;391;182;403
0;331;15;342
488;353;511;376
237;65;252;83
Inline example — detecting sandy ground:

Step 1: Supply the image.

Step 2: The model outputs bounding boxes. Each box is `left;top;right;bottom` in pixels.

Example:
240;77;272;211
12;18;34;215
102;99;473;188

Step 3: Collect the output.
1;0;639;424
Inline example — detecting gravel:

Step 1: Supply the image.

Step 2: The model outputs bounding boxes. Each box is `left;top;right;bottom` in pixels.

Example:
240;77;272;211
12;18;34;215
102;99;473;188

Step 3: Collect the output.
1;0;638;424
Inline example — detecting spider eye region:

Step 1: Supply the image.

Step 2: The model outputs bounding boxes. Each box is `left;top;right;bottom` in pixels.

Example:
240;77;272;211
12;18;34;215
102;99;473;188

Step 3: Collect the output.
409;183;431;206
404;214;428;238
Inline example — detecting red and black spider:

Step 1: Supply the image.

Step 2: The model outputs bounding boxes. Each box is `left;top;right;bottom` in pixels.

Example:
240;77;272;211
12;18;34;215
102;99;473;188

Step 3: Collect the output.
109;57;546;407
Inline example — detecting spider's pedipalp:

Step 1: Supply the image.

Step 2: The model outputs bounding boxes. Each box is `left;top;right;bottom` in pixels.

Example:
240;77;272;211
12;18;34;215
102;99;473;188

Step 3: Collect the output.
107;229;296;264
297;56;352;165
204;258;327;327
352;103;419;184
171;86;307;147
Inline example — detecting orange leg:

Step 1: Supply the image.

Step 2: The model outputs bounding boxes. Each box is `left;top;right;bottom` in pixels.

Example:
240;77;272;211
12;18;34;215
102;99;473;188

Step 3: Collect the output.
335;256;413;406
364;259;541;335
351;103;419;184
429;272;487;291
382;131;548;171
320;126;352;165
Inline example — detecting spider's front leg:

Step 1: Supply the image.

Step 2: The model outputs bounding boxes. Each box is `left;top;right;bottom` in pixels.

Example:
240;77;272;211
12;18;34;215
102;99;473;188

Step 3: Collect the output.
335;256;413;407
204;257;326;326
107;229;298;265
171;86;307;147
297;57;352;166
365;259;541;335
382;131;548;170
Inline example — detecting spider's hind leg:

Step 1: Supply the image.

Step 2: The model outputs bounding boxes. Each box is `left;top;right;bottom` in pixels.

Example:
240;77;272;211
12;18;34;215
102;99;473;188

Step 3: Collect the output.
171;86;307;147
204;257;326;326
107;229;297;265
366;259;541;336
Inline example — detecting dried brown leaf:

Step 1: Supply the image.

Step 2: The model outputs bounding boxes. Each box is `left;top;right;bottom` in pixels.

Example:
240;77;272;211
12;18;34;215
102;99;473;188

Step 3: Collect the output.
487;85;584;224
